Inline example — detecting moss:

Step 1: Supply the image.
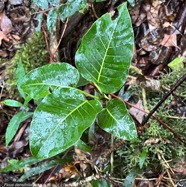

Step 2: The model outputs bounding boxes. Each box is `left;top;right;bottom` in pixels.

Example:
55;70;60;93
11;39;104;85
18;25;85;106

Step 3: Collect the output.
5;32;49;98
113;67;186;178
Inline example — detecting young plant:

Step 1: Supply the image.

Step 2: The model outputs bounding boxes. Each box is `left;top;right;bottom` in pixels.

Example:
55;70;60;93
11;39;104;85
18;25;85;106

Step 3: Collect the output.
2;2;137;173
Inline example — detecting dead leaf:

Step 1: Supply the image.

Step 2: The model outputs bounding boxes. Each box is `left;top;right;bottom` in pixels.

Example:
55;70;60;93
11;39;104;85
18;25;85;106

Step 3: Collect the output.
0;13;12;34
129;100;145;123
0;49;8;57
136;75;161;91
140;29;163;51
48;163;80;182
160;34;177;47
8;140;28;157
11;34;21;40
0;31;9;45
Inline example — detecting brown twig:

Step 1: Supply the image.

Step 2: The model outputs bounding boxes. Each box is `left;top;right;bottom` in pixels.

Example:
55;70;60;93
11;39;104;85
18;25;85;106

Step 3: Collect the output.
41;25;53;63
142;73;186;125
91;3;99;19
52;18;69;57
32;4;64;15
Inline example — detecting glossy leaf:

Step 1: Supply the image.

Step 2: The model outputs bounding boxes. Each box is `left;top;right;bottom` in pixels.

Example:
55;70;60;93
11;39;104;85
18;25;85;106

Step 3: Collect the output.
76;3;134;93
21;63;79;99
59;0;86;22
5;111;33;146
30;87;102;158
32;0;48;9
47;9;58;33
98;99;137;140
49;0;60;6
2;99;22;107
35;13;43;32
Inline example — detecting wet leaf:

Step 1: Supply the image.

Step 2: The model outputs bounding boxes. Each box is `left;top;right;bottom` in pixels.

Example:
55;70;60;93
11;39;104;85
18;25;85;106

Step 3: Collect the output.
59;0;86;22
76;3;134;93
32;0;48;9
1;99;22;107
49;0;60;6
21;63;79;99
30;87;102;158
5;111;33;146
47;9;58;33
98;99;137;140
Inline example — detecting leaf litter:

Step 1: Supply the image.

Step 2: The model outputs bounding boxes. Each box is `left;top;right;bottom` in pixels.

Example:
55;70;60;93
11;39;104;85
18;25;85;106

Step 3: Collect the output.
0;0;186;186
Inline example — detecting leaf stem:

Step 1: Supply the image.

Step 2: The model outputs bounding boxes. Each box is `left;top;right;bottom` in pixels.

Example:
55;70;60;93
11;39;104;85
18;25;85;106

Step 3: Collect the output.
93;83;103;94
77;89;99;100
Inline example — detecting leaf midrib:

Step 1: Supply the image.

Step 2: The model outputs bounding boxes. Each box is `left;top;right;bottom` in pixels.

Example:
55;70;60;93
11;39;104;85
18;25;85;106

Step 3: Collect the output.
37;100;88;154
106;108;122;126
97;15;120;83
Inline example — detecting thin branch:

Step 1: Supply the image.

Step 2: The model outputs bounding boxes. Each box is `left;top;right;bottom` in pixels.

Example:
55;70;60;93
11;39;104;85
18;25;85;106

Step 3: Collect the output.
142;73;186;125
41;25;52;63
52;18;69;57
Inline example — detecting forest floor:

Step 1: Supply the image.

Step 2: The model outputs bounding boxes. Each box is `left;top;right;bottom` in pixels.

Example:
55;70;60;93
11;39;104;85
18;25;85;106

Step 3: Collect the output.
0;0;186;187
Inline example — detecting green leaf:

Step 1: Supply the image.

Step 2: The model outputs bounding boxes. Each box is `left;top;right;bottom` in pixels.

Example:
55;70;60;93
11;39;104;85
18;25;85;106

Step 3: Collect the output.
77;75;89;87
30;87;102;158
76;3;134;93
32;0;48;9
5;111;33;146
35;13;43;32
16;59;26;99
47;9;58;33
2;99;22;107
127;0;135;6
139;148;148;169
74;139;92;152
59;0;86;22
123;169;138;187
91;179;110;187
21;63;79;100
0;157;42;172
49;0;60;6
98;99;137;140
18;159;69;181
168;57;184;71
